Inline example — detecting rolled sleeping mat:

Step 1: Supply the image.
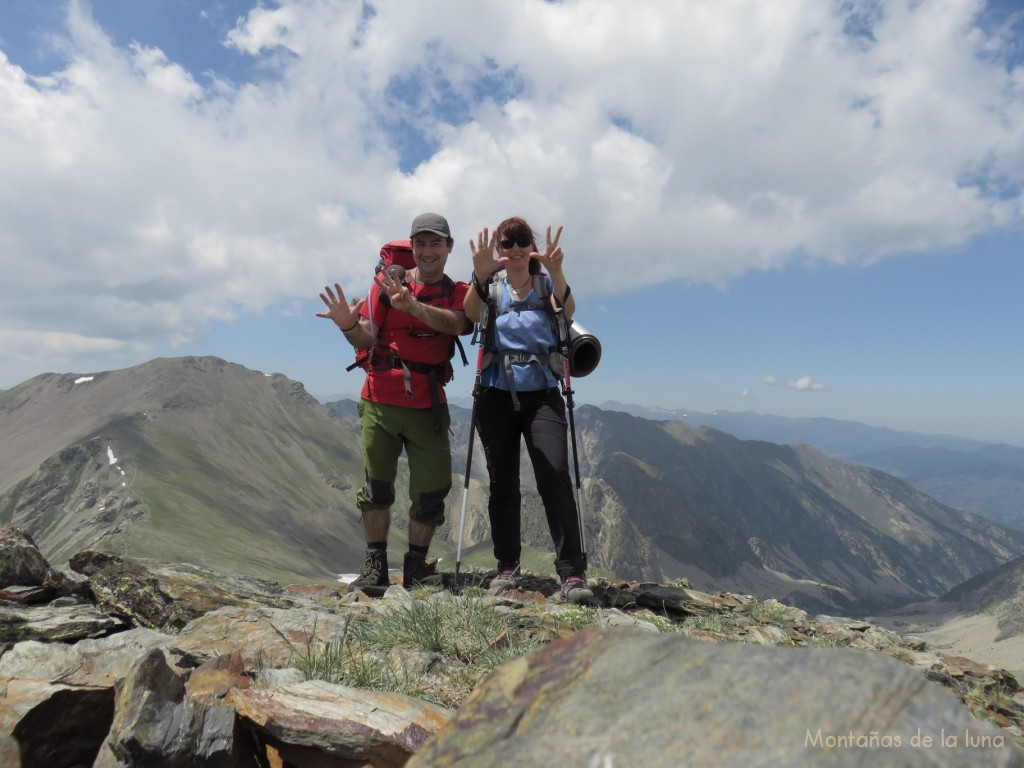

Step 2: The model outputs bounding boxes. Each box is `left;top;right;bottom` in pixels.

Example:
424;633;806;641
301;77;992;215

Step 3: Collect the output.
568;320;601;377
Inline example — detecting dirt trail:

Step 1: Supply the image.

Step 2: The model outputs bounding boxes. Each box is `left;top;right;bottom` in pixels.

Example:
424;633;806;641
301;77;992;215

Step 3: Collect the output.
875;605;1024;682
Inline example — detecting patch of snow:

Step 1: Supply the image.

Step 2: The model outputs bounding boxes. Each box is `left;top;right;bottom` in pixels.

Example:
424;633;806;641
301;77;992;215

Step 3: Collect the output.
74;376;94;384
107;447;118;465
337;568;401;585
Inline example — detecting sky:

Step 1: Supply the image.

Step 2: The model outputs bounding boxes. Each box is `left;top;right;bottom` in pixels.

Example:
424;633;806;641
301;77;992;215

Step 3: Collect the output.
1;0;1023;444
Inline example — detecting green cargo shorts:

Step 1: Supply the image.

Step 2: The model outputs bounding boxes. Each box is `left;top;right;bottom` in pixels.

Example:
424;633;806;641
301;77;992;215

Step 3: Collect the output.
355;398;451;526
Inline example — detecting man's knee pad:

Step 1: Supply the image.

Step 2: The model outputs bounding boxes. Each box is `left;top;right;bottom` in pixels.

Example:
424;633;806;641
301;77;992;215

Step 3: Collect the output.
363;477;395;507
414;486;450;525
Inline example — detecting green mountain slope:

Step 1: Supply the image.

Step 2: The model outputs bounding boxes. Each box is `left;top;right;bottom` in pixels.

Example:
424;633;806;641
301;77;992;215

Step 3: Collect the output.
0;357;368;584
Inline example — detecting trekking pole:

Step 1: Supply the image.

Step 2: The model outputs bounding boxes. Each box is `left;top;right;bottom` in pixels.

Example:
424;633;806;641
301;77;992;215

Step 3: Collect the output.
454;333;485;587
556;309;587;562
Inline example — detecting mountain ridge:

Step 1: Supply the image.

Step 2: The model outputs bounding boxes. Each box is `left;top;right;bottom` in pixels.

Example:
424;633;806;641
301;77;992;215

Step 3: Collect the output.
3;357;1024;615
597;399;1024;532
0;357;369;585
571;405;1024;612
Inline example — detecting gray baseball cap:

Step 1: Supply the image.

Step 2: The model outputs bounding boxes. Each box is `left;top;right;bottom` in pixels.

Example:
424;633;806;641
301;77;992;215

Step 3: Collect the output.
410;212;451;239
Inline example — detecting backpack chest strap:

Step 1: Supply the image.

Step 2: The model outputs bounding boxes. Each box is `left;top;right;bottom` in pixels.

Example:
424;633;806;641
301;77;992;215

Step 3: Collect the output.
480;350;565;411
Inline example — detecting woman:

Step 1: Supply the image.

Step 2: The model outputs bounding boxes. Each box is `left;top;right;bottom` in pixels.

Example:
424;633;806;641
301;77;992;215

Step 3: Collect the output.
463;217;593;604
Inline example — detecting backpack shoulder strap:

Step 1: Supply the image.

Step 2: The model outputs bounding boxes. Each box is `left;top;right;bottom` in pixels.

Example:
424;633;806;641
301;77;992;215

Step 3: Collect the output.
534;273;550;301
533;274;565;348
487;269;507;306
481;269;507;344
439;274;456;301
440;274;468;366
491;271;552;317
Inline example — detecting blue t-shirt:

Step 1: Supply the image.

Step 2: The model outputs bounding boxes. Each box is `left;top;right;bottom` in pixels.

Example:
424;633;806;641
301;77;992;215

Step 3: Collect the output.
481;275;559;391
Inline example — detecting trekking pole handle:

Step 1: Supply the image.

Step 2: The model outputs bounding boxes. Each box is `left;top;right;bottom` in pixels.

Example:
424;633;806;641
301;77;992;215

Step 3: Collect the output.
554;307;574;396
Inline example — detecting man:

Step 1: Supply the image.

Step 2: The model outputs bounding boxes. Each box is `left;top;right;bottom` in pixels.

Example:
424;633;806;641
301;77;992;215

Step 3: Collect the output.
318;213;471;594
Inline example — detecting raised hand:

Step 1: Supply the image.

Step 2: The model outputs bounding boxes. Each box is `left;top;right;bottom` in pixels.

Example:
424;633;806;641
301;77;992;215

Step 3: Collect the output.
316;283;364;330
374;266;415;312
532;225;565;275
469;228;504;280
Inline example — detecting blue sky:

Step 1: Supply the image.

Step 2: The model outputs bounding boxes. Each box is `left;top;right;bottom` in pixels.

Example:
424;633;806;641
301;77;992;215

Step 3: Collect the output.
1;0;1023;443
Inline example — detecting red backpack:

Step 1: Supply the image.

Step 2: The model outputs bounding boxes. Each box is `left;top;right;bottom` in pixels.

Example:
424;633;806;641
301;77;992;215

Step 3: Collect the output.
346;239;468;405
346;238;468;432
376;239;416;280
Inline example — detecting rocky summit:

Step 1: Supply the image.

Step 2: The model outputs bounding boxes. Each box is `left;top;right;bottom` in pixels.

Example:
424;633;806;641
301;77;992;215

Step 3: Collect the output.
1;523;1022;767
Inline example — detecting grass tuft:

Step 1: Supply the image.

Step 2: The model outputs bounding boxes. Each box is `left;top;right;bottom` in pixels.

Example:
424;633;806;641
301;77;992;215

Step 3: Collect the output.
286;597;548;707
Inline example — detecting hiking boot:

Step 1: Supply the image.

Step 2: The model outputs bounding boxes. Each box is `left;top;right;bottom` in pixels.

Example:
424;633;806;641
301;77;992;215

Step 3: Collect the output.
403;552;442;588
489;561;521;590
560;575;594;605
348;549;390;596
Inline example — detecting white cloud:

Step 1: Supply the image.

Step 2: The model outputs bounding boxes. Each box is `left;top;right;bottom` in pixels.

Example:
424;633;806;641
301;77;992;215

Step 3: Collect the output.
129;44;202;101
760;374;778;385
225;5;301;55
740;386;750;397
0;0;1021;382
0;329;149;378
789;375;825;392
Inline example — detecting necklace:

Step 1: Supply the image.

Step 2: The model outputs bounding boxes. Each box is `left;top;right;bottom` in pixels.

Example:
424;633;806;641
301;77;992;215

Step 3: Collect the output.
509;276;532;296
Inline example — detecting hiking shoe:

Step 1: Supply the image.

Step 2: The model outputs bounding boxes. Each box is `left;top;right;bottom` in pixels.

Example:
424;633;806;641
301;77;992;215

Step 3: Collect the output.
489;561;521;590
403;552;442;587
560;575;594;605
348;549;389;596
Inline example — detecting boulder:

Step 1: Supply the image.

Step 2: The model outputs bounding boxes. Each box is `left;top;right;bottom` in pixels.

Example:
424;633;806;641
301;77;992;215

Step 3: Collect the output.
95;648;242;768
231;680;451;767
173;605;353;669
0;627;175;686
409;628;1024;768
0;602;124;643
68;551;199;631
0;526;50;587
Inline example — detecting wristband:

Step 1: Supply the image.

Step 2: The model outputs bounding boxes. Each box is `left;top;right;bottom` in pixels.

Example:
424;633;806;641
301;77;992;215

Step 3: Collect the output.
556;283;571;307
341;319;359;333
471;272;487;300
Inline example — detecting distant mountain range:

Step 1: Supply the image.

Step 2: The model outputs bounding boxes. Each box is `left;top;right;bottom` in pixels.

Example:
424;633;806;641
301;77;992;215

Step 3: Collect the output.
596;401;1024;533
597;401;995;456
3;357;1024;615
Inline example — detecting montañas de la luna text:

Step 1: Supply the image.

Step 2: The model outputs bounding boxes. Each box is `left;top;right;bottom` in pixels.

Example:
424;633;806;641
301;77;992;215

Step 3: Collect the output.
805;729;1006;750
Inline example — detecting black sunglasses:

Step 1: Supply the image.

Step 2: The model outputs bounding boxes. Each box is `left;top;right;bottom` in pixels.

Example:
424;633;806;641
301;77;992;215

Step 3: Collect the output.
498;237;533;250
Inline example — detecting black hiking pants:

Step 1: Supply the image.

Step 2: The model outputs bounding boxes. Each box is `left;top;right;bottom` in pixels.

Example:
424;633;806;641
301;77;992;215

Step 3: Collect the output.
474;386;586;579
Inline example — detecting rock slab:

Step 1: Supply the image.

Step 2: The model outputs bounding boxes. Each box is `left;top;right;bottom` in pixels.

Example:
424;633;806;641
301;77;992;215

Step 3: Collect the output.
409;627;1024;768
